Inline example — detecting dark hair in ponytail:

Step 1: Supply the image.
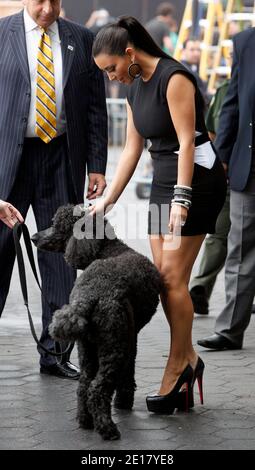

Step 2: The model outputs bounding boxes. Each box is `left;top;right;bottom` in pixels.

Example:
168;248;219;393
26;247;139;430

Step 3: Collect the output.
92;15;175;60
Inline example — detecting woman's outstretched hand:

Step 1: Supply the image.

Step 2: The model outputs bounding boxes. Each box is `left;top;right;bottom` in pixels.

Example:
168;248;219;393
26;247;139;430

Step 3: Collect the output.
88;197;113;217
0;200;24;229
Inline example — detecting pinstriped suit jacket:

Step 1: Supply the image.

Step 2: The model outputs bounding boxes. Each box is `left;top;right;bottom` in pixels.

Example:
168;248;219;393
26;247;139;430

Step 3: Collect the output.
0;11;107;201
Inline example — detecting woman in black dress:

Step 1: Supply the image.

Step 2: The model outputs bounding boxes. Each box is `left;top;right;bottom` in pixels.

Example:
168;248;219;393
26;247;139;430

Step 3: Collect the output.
90;17;227;413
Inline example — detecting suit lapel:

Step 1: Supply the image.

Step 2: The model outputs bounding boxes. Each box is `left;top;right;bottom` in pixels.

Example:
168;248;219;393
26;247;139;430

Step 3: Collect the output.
9;11;30;85
8;14;76;88
58;18;75;89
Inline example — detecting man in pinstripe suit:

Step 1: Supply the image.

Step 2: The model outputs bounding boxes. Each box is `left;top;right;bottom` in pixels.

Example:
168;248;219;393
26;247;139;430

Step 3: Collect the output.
0;0;108;378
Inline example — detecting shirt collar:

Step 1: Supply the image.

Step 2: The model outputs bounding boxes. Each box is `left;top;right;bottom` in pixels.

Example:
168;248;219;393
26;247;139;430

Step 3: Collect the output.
23;8;58;36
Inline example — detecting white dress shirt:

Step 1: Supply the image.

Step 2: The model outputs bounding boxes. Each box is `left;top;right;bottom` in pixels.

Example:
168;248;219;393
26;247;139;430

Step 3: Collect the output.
23;8;66;137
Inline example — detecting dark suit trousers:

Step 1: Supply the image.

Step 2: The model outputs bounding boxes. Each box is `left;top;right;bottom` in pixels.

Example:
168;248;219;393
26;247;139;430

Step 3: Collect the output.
0;134;77;366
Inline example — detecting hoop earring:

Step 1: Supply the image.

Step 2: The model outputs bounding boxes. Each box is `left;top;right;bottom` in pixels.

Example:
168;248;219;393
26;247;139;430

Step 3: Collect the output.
128;62;142;79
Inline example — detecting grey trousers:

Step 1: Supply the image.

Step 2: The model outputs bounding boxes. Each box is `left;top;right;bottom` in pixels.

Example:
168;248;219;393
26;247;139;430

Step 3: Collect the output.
190;187;231;298
215;184;255;345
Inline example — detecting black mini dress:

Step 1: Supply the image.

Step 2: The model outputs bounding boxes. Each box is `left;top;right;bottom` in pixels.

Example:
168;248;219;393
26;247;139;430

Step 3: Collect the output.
127;58;227;236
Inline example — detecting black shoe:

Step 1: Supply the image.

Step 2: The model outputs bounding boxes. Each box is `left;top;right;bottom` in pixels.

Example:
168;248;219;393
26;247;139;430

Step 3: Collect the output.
40;362;80;379
190;286;209;315
177;356;205;411
252;304;255;314
64;361;80;374
197;333;242;350
146;365;193;414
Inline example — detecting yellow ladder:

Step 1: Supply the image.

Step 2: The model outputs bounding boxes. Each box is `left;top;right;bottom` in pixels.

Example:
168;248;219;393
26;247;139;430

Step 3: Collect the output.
174;1;224;63
174;0;193;61
208;0;255;93
199;1;225;81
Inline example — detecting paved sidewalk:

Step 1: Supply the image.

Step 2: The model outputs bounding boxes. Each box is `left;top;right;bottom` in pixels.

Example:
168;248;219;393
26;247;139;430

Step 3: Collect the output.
1;171;255;450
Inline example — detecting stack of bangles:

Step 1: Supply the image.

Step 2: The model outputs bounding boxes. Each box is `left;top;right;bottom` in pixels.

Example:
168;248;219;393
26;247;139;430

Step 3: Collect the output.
171;185;192;222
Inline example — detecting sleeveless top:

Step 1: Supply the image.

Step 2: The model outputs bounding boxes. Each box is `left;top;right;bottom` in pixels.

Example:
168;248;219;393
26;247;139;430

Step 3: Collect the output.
127;57;215;168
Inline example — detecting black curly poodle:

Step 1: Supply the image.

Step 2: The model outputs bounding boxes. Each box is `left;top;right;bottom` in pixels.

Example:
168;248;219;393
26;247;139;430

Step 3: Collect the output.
32;204;161;440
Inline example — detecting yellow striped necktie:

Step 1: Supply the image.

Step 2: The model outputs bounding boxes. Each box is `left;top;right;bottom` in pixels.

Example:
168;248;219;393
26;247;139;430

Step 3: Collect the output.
35;28;57;143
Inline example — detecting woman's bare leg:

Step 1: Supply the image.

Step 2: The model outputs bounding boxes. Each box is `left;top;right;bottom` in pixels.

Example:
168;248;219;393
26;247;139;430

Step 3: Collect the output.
150;234;205;395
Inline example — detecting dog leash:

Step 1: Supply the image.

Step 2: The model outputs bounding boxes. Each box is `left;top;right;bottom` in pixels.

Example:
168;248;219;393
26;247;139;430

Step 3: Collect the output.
13;222;72;357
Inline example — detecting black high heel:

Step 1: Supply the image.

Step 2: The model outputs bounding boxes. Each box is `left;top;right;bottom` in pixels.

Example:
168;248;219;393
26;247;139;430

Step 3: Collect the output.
195;356;205;404
177;356;205;410
146;364;193;414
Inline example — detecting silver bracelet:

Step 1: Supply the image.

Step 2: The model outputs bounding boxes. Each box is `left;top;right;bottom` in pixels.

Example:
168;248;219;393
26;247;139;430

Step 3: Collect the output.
171;201;190;210
174;184;192;191
173;198;192;204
